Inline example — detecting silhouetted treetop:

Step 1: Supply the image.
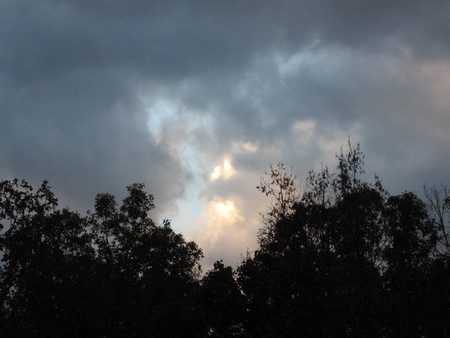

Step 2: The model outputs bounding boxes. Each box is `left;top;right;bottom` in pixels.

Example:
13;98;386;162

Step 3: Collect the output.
238;141;450;337
1;142;449;337
0;180;203;337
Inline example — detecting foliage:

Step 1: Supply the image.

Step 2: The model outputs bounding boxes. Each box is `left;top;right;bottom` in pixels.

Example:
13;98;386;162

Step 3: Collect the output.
256;162;300;247
201;260;246;337
1;142;449;337
238;142;450;337
0;180;203;336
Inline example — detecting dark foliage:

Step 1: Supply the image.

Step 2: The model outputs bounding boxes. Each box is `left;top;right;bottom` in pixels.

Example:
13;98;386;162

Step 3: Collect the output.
0;180;203;337
238;142;450;337
200;260;246;336
1;142;449;337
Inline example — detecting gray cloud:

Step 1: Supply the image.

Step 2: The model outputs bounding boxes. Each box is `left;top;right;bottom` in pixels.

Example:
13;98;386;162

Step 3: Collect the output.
1;0;449;264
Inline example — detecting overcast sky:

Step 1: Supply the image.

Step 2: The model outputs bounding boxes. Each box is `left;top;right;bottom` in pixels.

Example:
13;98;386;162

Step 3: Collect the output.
1;0;449;268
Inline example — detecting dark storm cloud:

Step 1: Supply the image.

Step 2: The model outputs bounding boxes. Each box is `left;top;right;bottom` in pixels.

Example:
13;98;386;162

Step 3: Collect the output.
1;0;449;222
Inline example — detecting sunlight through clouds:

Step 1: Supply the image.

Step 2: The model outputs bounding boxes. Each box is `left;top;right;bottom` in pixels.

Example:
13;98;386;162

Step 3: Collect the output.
195;196;248;264
0;0;449;279
210;157;236;181
214;200;236;219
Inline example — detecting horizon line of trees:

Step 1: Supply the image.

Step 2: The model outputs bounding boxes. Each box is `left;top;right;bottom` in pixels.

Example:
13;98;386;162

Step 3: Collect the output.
1;142;449;337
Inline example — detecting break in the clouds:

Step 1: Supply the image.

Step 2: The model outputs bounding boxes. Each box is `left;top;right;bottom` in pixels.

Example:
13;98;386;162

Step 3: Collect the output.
1;0;449;267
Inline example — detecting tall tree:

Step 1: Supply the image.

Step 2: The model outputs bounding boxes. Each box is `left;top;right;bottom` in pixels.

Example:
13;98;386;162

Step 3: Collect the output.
237;142;448;337
0;180;204;337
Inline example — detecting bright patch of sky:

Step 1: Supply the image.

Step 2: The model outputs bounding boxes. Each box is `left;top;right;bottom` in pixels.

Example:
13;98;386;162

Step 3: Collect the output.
211;157;236;181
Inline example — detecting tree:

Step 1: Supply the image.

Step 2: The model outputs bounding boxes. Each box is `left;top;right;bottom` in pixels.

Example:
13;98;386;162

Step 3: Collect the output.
88;184;204;336
382;192;441;337
238;142;448;337
0;180;204;337
0;179;96;336
256;162;300;244
201;260;246;337
2;143;449;336
425;184;450;254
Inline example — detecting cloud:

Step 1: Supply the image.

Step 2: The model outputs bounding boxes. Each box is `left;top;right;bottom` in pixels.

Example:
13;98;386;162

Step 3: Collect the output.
1;0;449;266
211;157;236;181
180;192;262;269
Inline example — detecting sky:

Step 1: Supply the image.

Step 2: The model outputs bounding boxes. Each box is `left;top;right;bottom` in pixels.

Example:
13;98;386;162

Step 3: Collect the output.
1;0;449;268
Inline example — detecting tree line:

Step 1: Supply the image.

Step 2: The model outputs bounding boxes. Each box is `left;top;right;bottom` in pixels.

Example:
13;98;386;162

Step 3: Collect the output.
1;143;449;337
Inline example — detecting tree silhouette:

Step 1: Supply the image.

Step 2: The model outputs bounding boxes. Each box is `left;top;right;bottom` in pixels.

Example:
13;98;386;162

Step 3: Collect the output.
1;143;449;337
201;260;246;336
238;142;450;337
0;180;203;336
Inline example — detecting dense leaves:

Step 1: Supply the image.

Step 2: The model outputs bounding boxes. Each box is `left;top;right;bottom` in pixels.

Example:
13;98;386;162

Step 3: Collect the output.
238;142;450;337
0;180;203;336
201;260;246;336
1;143;449;336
